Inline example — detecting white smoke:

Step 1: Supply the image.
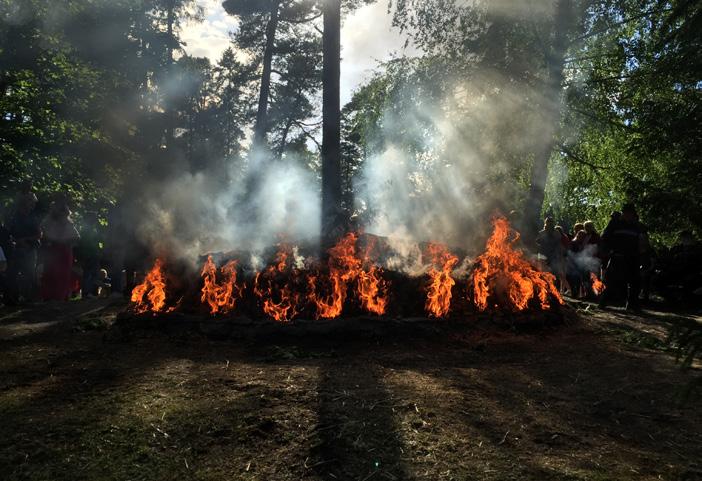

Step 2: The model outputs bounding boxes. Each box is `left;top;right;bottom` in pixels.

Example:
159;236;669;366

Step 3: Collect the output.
354;69;549;255
135;154;320;263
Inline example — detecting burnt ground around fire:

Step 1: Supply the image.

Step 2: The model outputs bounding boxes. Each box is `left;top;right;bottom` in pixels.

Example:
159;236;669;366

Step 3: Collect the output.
0;301;700;481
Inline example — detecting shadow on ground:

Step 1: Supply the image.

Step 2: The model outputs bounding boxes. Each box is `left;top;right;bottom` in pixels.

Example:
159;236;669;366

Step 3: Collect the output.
0;301;700;480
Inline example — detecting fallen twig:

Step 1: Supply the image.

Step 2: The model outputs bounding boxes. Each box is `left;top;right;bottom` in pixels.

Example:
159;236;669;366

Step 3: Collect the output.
359;470;378;481
304;457;337;469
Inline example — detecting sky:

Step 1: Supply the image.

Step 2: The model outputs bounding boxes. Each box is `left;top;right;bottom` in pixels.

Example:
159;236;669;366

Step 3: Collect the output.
180;0;415;105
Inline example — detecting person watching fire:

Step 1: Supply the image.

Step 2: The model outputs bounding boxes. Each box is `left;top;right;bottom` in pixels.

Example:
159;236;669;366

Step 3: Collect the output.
6;194;41;304
598;203;644;311
536;216;565;289
40;200;80;301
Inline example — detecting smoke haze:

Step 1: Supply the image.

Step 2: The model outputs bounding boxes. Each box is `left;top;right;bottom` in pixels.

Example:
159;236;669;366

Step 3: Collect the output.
135;156;321;263
128;0;568;271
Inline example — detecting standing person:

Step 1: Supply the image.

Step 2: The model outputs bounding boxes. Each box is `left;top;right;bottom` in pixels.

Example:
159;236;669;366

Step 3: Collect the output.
0;243;7;305
566;230;587;297
40;201;80;301
598;204;643;311
106;206;127;297
0;216;12;302
536;217;565;289
637;216;654;303
6;196;42;304
600;212;621;276
76;212;102;298
15;180;38;210
582;221;601;247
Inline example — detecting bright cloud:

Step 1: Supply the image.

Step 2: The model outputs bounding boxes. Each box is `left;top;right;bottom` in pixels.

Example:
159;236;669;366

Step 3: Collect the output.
180;0;239;63
340;2;418;104
181;1;416;104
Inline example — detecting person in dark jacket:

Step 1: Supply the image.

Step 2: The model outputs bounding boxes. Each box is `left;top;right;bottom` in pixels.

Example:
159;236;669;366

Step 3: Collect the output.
566;230;587;298
537;217;565;286
0;217;12;302
598;203;643;310
76;212;102;298
6;195;42;303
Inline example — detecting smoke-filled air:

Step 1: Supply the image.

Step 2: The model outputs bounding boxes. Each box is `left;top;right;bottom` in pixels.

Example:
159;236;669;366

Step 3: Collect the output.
134;0;568;265
2;0;701;478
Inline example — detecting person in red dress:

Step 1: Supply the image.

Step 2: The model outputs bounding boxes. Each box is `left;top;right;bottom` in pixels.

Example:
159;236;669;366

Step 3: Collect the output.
40;201;80;301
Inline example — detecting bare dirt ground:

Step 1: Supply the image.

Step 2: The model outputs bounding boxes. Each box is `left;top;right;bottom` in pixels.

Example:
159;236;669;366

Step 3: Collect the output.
0;300;700;481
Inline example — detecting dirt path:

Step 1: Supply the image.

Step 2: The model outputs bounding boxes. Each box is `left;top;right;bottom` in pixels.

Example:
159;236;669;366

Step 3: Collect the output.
0;302;700;481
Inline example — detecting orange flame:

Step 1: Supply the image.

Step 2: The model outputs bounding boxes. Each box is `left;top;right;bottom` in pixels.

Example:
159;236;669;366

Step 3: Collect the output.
590;272;606;295
356;236;389;315
307;233;357;319
254;246;300;322
425;244;459;317
308;233;389;318
200;256;243;315
472;217;564;311
131;258;168;314
307;273;346;319
357;265;388;315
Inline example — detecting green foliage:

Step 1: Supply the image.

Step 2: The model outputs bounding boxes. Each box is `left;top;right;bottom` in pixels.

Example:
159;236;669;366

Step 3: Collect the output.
343;0;702;243
0;0;699;247
546;0;702;240
340;54;538;227
0;0;250;217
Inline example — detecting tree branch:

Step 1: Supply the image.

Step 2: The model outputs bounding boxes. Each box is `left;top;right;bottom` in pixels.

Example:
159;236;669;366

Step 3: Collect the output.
559;144;607;171
293;119;321;150
282;13;322;24
572;6;673;44
570;107;629;131
563;52;631;64
296;119;322;127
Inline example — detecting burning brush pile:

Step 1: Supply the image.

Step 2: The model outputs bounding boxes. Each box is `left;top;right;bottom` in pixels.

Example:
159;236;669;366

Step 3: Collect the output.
126;217;566;328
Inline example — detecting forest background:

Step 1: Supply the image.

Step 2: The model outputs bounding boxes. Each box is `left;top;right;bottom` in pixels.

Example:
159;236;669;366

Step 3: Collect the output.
0;0;699;249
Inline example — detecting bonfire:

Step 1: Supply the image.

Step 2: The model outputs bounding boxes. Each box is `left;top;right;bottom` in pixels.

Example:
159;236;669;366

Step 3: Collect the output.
472;217;564;312
129;217;567;320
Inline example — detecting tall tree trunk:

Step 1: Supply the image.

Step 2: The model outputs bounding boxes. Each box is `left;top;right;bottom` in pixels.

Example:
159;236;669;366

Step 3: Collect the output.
277;116;294;157
321;0;343;246
243;1;280;220
165;0;176;150
523;0;572;241
252;1;280;148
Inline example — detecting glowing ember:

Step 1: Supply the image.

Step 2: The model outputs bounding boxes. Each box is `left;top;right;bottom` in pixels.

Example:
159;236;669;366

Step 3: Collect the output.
590;272;606;295
131;258;168;314
472;217;564;311
200;256;243;315
254;246;301;322
425;243;459;317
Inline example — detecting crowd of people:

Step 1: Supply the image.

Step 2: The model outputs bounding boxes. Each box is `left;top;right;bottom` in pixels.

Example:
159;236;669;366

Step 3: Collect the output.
536;215;606;302
536;203;702;310
0;182;145;306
